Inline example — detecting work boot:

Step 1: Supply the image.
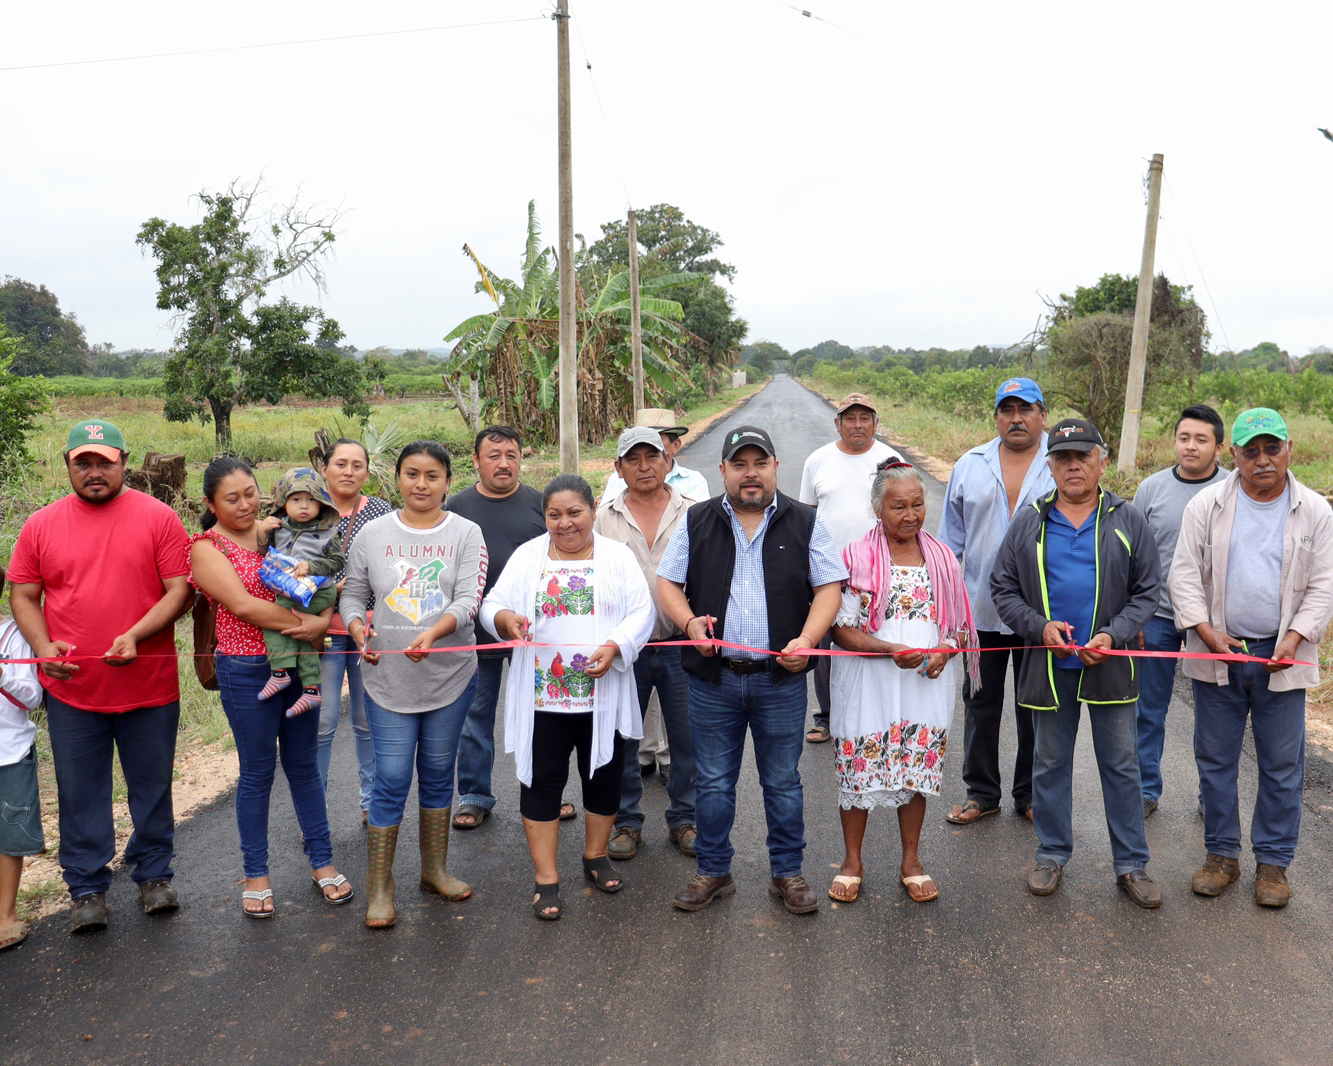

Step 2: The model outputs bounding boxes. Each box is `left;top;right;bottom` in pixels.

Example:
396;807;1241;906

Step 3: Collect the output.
69;893;109;934
608;825;642;860
1191;853;1240;897
419;807;471;901
1254;863;1292;908
364;823;399;929
138;878;180;914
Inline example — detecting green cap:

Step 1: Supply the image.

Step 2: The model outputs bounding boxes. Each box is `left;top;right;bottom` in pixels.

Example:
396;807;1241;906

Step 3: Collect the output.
65;419;127;460
1232;408;1288;448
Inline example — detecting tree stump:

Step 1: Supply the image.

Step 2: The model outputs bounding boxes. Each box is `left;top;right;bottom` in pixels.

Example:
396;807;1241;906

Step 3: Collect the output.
141;452;187;505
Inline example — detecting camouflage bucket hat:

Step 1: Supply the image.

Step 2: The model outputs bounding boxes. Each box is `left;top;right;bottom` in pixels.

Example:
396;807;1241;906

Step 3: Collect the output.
270;467;339;529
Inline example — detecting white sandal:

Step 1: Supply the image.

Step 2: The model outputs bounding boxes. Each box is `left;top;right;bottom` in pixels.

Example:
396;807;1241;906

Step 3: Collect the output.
311;873;354;905
242;887;274;919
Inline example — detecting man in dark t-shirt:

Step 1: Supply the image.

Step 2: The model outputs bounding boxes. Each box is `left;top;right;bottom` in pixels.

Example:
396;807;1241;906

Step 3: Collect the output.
446;426;546;828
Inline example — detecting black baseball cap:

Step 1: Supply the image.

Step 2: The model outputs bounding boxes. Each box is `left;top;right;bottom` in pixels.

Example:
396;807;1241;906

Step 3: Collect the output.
1047;418;1105;454
721;425;776;460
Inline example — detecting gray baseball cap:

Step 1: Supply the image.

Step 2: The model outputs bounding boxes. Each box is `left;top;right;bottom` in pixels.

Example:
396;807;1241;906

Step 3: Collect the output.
616;425;666;459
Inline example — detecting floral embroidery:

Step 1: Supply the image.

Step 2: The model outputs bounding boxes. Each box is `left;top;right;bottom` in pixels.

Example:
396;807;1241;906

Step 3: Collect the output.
884;565;937;624
834;720;950;798
537;569;595;618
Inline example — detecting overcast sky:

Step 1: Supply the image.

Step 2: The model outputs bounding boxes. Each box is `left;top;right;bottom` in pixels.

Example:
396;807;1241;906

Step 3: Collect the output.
4;1;1332;358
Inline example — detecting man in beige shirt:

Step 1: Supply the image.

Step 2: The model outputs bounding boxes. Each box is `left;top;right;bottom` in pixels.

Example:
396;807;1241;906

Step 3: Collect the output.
594;426;700;860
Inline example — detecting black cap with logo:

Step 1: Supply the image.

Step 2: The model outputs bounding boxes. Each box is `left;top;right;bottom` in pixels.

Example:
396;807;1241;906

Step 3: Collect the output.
1046;418;1106;454
721;425;777;460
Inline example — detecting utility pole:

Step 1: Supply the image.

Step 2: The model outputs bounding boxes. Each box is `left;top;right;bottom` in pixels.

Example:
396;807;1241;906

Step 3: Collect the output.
628;208;644;413
1117;152;1164;473
555;0;579;473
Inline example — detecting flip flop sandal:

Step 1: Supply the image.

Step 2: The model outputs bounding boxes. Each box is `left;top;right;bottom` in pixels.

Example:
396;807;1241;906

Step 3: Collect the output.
558;802;577;821
828;875;862;903
901;874;939;903
312;873;354;905
533;881;562;920
0;920;28;951
452;804;490;830
242;888;275;919
945;800;1000;825
805;725;832;744
582;856;625;894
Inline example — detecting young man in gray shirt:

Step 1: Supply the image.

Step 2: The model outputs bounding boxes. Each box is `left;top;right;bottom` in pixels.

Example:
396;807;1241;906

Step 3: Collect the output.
1131;405;1227;816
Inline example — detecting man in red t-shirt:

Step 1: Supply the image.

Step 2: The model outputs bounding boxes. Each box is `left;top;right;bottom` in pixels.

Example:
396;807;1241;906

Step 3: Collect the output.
9;420;191;933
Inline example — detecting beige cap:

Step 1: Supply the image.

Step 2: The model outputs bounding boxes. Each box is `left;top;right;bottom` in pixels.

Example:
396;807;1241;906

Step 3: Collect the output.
635;408;688;437
836;392;878;416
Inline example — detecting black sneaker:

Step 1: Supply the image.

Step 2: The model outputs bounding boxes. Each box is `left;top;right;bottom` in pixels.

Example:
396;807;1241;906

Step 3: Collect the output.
1143;797;1159;818
69;893;109;934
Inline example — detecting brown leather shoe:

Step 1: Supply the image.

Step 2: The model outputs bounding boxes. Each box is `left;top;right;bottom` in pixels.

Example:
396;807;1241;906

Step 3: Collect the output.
672;873;736;912
1191;853;1241;897
769;875;819;914
1255;863;1292;908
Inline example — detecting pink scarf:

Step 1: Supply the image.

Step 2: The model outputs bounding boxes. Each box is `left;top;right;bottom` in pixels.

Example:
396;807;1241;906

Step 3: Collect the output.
842;524;981;689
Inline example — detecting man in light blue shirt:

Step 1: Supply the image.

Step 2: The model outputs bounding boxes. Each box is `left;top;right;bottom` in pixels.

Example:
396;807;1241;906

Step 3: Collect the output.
938;377;1055;825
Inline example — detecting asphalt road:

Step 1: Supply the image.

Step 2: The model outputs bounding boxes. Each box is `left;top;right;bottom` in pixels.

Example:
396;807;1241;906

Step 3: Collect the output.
6;375;1333;1065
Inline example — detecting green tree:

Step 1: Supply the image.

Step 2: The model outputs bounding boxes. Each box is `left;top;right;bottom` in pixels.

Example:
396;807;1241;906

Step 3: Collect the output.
742;340;789;375
1041;273;1208;457
137;180;370;451
583;204;748;367
0;276;90;376
0;323;52;481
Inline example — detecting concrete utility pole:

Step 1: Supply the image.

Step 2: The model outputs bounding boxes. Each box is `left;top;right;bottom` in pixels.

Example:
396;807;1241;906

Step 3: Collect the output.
555;0;579;473
1118;152;1164;473
628;208;644;413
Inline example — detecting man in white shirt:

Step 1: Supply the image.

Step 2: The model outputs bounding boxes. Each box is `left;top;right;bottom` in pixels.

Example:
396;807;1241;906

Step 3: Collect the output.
601;408;710;504
798;392;902;743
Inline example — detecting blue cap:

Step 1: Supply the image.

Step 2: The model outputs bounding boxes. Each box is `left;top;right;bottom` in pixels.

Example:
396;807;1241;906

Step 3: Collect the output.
995;377;1044;409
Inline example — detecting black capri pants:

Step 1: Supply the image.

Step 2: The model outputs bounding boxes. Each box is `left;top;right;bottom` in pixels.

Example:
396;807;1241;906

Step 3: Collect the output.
520;711;626;821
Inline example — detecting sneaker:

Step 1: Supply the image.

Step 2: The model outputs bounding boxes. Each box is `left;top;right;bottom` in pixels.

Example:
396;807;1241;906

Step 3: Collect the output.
139;878;181;914
607;826;642;860
1191;853;1240;897
1255;863;1292;908
69;893;109;934
1117;869;1162;908
1028;862;1063;896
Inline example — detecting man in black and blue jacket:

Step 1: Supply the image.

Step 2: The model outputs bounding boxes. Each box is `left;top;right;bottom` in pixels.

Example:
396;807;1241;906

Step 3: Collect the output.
990;419;1163;907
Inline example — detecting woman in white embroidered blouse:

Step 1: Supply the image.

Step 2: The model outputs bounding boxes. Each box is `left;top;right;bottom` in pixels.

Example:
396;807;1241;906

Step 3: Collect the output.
480;475;654;920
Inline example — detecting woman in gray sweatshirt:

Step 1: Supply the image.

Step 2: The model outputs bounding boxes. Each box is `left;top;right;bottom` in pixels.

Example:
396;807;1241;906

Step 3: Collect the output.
340;441;487;930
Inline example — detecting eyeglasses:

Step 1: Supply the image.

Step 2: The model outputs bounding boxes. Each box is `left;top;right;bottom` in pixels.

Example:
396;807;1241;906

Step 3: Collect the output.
1237;442;1286;462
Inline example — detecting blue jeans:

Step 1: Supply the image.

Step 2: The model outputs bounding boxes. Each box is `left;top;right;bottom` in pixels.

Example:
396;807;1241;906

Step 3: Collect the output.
687;670;808;879
216;654;332;878
1032;668;1150;877
44;693;179;897
1136;615;1183;804
617;645;696;831
454;656;506;811
317;634;375;812
364;675;476;828
1193;636;1306;867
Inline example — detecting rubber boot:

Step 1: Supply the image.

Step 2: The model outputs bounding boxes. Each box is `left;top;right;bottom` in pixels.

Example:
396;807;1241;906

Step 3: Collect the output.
364;823;399;929
419;807;472;901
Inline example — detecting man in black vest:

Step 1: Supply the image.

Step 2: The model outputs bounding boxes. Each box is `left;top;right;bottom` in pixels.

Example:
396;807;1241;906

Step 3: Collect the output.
657;425;847;914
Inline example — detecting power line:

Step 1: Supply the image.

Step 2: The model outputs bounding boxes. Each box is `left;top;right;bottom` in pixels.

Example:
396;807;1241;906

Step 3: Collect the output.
767;0;874;41
1160;171;1234;354
571;14;632;210
0;16;546;73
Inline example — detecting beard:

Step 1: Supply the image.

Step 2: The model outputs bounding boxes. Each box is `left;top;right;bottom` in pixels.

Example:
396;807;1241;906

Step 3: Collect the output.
726;483;776;513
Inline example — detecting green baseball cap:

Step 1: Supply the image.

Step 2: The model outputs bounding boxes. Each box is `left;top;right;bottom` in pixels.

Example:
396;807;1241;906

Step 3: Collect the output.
1232;408;1288;448
66;419;127;461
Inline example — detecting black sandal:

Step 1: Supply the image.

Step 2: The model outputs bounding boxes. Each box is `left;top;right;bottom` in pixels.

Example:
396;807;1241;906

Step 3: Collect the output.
582;856;625;894
533;881;562;920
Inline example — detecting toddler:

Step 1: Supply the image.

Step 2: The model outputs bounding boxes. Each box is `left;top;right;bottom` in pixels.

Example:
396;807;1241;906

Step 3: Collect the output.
257;468;345;715
0;565;45;952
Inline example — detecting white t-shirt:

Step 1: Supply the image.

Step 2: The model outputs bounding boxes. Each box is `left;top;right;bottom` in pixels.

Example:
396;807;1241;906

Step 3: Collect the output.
799;439;903;551
0;618;42;765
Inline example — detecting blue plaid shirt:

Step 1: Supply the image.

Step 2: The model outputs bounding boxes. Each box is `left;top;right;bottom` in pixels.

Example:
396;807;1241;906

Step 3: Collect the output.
657;495;848;659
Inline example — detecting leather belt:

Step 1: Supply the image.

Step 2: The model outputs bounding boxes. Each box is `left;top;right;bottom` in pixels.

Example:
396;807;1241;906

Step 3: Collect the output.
723;658;768;675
